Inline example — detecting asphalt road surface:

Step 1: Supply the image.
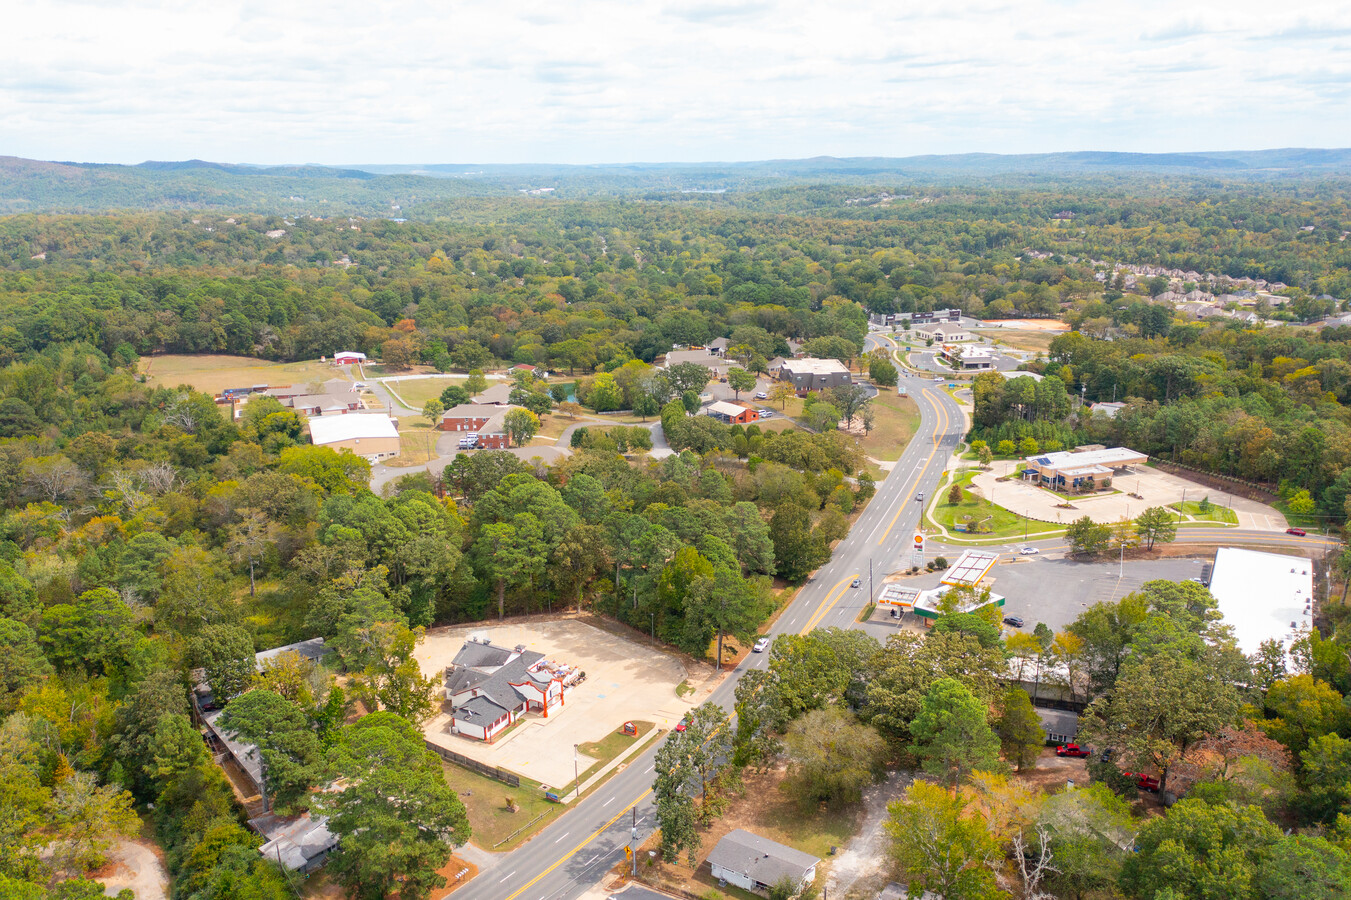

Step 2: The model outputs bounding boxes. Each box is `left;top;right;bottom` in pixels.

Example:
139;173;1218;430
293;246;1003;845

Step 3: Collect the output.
453;372;964;900
450;348;1341;900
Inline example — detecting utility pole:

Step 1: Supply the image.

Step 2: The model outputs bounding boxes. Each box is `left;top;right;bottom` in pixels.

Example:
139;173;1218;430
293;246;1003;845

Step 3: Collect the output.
869;557;874;600
573;744;580;800
631;807;638;878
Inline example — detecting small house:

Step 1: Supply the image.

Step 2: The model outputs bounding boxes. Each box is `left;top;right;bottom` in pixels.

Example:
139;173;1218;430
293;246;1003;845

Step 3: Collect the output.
334;351;366;365
706;829;820;893
707;401;759;425
443;638;581;742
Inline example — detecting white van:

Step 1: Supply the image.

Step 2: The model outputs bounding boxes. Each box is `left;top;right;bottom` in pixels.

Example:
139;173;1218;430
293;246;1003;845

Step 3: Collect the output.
458;433;479;450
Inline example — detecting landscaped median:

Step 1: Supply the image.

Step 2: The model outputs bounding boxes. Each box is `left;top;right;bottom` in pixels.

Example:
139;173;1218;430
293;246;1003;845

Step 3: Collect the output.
924;469;1067;544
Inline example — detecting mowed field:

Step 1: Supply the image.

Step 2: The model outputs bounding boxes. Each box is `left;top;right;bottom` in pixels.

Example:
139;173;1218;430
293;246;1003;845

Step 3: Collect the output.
141;354;342;395
974;328;1060;353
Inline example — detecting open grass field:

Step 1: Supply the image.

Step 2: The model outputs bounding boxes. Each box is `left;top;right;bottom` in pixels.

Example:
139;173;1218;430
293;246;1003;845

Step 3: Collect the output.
438;762;558;851
142;354;340;395
384;376;469;410
384;426;440;466
974;328;1060;353
857;393;920;461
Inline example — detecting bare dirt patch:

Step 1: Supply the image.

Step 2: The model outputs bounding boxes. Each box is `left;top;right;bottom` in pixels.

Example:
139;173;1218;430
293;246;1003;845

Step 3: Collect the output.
431;854;479;898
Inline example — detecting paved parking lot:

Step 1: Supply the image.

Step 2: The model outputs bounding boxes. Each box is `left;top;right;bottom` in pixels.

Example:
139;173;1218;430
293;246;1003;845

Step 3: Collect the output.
415;619;696;787
991;556;1210;633
864;555;1211;638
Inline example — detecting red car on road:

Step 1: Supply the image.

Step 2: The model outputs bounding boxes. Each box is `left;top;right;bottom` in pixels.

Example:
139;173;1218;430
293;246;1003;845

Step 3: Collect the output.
1123;772;1161;792
1287;528;1307;536
1055;743;1091;758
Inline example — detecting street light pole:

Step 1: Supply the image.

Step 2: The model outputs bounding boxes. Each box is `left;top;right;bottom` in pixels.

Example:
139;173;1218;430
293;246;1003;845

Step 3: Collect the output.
573;744;580;800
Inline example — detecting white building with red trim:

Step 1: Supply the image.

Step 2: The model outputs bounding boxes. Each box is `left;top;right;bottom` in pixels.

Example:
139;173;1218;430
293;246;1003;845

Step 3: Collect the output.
443;638;581;742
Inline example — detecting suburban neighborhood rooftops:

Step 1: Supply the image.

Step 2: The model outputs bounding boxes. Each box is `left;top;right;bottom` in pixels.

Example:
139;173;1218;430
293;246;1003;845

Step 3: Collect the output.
706;829;820;887
1208;548;1313;657
308;414;398;444
779;357;849;375
664;349;728;370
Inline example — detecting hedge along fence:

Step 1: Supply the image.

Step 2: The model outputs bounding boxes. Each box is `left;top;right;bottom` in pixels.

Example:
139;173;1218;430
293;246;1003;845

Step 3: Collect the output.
1149;459;1279;505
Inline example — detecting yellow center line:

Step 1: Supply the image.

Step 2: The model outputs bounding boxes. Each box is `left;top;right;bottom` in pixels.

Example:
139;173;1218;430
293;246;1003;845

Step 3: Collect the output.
502;788;654;900
877;387;950;546
800;575;856;635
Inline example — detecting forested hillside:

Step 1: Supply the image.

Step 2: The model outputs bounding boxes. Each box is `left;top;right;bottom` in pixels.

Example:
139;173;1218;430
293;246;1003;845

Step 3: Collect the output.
2;177;1351;898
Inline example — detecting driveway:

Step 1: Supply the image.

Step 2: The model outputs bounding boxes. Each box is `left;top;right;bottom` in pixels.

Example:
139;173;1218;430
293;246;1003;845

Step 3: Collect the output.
95;839;168;900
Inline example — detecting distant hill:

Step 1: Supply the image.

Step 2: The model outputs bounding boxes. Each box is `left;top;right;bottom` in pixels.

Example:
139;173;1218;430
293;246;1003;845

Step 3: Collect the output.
2;148;1350;215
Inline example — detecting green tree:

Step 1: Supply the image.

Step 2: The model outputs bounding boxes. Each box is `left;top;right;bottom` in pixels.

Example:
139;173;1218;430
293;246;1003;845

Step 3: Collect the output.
768;503;829;583
50;771;140;873
978;444;993;467
1134;505;1178;550
587;373;623;411
421;398;444;427
996;686;1046;771
320;713;470;900
665;362;712;395
474;519;546;619
465;369;488;396
1040;782;1137;900
1081;648;1240;793
1120;800;1279;900
193;623;256;705
1301;733;1351;822
1262;674;1347;757
869;355;898;387
948;482;962;505
502;407;541;447
727;367;758;399
886;780;1003;900
0;618;51;713
1065;515;1112;555
783;707;884;810
909;678;1003;786
219;690;326;813
439;384;471;408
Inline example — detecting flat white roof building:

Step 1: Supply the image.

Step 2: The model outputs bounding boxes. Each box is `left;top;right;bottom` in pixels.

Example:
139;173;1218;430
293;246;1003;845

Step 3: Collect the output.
307;415;400;463
1208;548;1313;658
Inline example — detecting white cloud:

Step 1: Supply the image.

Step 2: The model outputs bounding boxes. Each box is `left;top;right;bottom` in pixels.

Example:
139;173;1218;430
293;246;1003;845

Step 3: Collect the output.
0;0;1348;163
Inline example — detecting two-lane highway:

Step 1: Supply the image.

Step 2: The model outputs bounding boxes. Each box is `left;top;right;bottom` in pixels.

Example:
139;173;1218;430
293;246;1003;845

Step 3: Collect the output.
456;370;964;900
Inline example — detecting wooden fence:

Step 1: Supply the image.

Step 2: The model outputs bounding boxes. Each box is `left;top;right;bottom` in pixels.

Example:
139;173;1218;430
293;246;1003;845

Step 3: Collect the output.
424;741;521;787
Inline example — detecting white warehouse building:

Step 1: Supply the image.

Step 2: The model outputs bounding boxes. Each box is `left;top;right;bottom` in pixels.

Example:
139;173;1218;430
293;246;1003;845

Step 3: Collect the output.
1207;548;1313;660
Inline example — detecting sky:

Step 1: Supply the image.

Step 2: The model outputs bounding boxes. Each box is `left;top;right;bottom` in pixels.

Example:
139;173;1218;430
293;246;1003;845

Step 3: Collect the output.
3;0;1350;165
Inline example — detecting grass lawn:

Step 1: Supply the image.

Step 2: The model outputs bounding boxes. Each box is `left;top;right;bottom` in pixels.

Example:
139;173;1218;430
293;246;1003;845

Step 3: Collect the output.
973;328;1059;353
557;721;655;795
928;471;1033;538
385;426;441;466
858;394;920;461
440;763;560;851
389;376;467;410
142;354;338;395
1170;500;1239;524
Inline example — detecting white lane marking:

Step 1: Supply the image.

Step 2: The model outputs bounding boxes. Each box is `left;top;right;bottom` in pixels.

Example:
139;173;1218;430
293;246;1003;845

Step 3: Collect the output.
602;795;616;807
553;832;569;843
499;870;517;882
644;764;654;773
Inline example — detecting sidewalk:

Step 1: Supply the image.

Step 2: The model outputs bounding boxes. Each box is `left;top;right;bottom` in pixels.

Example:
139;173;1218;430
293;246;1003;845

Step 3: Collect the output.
556;725;667;805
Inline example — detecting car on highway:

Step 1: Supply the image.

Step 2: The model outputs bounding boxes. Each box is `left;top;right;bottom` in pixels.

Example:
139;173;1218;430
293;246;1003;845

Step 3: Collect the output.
851;577;861;588
1019;547;1039;555
1055;743;1091;758
754;391;768;400
752;637;770;653
1287;527;1307;536
915;492;924;502
674;718;687;733
1002;615;1025;628
933;376;944;382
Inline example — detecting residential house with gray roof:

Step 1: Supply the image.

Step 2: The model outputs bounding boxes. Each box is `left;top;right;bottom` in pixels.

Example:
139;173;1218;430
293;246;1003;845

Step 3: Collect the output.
444;637;580;741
